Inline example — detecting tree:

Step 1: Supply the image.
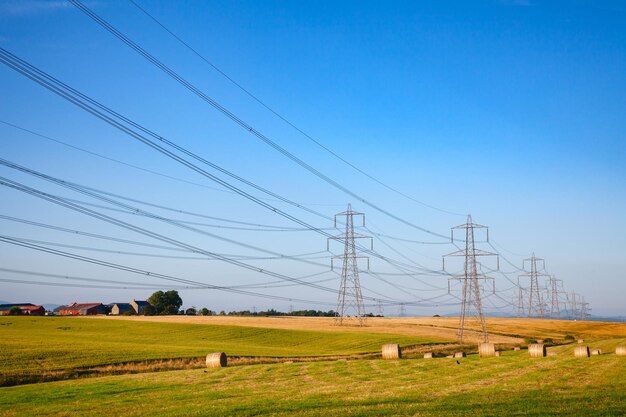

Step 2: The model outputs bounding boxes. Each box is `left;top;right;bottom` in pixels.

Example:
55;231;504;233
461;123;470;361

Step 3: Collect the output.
8;306;22;316
185;307;197;316
200;308;211;316
147;290;183;315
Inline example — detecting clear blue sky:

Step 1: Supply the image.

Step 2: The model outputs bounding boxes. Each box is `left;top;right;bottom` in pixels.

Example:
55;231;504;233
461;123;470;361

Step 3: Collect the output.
1;0;624;316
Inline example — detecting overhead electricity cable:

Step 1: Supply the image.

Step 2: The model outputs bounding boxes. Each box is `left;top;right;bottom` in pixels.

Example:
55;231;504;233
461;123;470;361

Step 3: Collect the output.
0;50;446;279
0;237;339;306
68;0;452;240
0;118;343;208
127;0;464;218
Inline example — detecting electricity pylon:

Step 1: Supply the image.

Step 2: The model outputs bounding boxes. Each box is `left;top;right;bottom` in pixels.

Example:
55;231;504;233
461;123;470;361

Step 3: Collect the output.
580;296;591;321
327;204;372;326
443;215;498;343
518;254;550;318
547;275;563;318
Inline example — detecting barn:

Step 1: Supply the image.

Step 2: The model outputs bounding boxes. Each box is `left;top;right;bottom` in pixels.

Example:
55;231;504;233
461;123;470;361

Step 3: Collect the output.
0;303;45;316
59;303;106;316
111;303;135;315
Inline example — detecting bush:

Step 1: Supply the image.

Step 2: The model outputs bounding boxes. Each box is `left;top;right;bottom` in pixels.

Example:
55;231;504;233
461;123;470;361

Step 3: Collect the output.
564;334;575;341
8;306;22;316
524;337;537;345
543;338;554;345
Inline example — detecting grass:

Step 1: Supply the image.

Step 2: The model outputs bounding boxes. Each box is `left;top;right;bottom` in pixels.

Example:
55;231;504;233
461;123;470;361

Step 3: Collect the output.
0;316;438;385
1;349;625;416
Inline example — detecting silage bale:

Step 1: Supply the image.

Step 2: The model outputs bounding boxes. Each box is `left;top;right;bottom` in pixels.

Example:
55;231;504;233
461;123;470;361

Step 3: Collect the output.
528;343;546;358
478;342;496;358
382;343;401;360
574;345;590;358
206;352;227;368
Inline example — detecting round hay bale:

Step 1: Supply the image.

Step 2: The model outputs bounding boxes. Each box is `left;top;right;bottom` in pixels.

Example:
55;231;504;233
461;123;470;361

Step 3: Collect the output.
616;346;626;356
478;342;496;358
454;352;466;358
514;347;521;351
446;355;453;358
574;345;590;358
494;351;501;357
382;343;401;360
590;348;601;356
577;339;584;344
528;343;546;358
536;339;544;344
547;352;557;356
206;352;227;368
423;352;433;359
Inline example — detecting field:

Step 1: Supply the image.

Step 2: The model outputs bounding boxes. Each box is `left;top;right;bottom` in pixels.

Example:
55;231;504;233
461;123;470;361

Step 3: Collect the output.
1;316;625;416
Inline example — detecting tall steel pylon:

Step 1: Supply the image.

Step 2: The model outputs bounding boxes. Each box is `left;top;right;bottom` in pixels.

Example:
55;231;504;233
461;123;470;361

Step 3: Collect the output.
547;275;563;318
518;254;550;318
443;215;498;343
327;204;371;326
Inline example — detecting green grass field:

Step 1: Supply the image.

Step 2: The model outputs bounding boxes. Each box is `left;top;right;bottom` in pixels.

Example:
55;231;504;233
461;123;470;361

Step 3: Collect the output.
1;316;624;416
1;349;625;416
0;316;437;385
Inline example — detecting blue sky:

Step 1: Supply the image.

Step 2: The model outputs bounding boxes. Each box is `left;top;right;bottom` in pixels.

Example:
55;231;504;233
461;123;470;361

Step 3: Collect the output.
0;0;624;316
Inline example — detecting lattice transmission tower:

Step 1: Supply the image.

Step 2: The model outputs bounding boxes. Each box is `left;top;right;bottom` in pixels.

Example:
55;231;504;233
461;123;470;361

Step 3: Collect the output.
546;275;563;318
518;254;550;318
327;204;372;326
443;215;498;343
516;278;526;318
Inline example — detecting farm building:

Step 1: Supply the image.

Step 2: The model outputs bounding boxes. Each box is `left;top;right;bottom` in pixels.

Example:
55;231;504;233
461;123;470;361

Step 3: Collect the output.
111;303;135;315
0;303;45;316
131;299;149;314
59;303;106;316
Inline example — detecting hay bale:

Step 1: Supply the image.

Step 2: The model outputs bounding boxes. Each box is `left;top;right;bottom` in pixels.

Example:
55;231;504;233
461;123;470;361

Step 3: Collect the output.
577;339;584;344
514;347;521;351
591;348;602;356
382;343;401;360
574;345;590;358
547;352;557;356
446;355;453;358
454;352;466;358
423;352;433;359
206;352;227;368
536;339;544;344
528;343;546;358
494;351;501;357
478;342;496;358
616;346;626;356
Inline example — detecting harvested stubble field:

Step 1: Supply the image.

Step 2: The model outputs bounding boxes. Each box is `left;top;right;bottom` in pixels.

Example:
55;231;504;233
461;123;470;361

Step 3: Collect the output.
1;316;625;416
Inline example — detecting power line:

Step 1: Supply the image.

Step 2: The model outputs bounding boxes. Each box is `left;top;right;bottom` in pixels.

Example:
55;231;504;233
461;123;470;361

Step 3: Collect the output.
127;0;464;218
67;1;452;239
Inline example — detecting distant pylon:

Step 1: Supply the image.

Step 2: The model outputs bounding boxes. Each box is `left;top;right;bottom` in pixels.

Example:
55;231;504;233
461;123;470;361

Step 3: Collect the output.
547;275;562;318
398;302;406;317
327;204;372;326
580;296;591;321
443;215;498;343
376;300;384;317
518;253;550;318
569;291;578;320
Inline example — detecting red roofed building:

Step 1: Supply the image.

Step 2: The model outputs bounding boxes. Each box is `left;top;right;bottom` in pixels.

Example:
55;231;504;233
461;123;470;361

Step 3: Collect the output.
59;303;106;316
0;303;45;316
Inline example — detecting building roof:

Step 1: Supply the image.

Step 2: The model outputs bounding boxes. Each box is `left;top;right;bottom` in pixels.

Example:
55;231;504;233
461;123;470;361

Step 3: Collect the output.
0;303;36;311
113;303;134;311
62;303;102;311
132;300;149;306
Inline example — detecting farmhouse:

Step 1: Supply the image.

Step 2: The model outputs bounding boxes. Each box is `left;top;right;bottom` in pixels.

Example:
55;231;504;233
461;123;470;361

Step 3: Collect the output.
130;299;149;314
0;303;45;316
59;303;106;316
111;303;135;315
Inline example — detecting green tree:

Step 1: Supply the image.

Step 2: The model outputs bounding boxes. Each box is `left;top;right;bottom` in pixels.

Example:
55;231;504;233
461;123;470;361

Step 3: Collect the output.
147;290;183;315
200;308;211;316
8;306;22;316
